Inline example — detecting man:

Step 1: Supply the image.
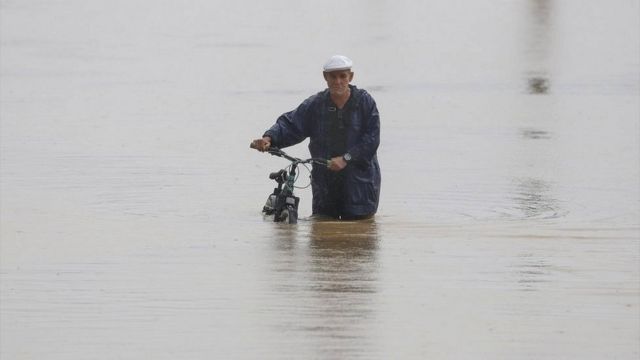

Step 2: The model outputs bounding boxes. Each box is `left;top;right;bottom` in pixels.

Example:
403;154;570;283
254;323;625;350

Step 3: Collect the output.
251;55;381;220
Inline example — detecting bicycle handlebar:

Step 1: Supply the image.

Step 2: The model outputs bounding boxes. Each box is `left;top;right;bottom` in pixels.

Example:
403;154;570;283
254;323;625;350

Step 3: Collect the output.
250;141;329;166
268;148;329;167
266;147;298;161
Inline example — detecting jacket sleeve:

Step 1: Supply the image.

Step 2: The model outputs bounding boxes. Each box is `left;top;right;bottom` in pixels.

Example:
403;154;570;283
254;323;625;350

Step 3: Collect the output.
348;92;380;162
263;96;313;148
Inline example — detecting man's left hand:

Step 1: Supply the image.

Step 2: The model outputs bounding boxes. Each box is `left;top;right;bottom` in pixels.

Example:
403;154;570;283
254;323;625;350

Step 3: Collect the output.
327;156;347;172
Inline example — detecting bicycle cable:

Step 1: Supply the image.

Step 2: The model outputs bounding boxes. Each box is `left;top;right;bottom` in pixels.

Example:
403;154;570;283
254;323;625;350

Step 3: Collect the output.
294;162;313;189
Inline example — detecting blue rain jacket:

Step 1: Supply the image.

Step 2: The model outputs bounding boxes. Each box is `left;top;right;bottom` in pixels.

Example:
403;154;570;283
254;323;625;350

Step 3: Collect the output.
264;85;381;217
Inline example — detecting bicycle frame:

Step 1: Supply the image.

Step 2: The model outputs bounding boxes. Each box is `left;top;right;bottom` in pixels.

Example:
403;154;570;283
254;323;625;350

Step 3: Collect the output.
258;147;328;224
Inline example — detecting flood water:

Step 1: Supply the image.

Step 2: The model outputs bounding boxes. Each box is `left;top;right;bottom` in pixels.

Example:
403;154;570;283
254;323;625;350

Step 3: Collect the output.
1;0;639;359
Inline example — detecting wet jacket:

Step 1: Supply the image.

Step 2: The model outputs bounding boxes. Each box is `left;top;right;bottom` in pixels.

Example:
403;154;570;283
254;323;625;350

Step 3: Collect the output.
264;85;381;217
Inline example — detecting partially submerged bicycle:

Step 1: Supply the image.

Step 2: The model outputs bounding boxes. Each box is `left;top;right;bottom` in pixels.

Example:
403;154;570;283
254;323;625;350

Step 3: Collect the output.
251;145;328;224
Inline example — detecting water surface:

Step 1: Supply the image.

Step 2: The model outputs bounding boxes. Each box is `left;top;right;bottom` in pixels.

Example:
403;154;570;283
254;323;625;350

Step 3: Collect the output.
1;0;639;359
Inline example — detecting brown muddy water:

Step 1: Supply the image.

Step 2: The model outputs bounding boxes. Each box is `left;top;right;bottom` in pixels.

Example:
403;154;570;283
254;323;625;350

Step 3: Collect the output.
1;0;639;359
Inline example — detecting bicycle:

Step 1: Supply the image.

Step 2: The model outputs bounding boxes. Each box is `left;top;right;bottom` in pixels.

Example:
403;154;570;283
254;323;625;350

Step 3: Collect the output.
250;145;328;224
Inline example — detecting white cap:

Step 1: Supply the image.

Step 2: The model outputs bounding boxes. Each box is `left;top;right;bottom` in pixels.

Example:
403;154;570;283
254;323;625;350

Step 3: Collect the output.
323;55;353;72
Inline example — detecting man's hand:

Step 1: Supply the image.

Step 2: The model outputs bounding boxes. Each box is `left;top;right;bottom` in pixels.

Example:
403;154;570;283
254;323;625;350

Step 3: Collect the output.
250;136;271;152
327;156;347;172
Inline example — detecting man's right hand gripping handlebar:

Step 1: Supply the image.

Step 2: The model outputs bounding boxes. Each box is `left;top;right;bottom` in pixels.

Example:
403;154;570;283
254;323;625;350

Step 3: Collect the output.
250;136;271;152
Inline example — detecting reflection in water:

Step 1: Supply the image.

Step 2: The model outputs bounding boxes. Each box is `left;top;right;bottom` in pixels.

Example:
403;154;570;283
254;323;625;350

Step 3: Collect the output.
265;220;380;357
528;76;550;94
516;0;561;221
272;226;299;252
304;220;379;356
512;177;563;219
510;125;562;220
513;253;551;292
308;220;379;294
525;0;553;94
521;128;552;140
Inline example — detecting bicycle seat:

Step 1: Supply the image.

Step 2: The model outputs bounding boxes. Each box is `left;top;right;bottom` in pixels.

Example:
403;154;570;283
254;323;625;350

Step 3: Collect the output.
269;169;287;181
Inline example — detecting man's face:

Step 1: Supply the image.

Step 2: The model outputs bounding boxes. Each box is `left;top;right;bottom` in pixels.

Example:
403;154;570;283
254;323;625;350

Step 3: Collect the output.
323;70;354;96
